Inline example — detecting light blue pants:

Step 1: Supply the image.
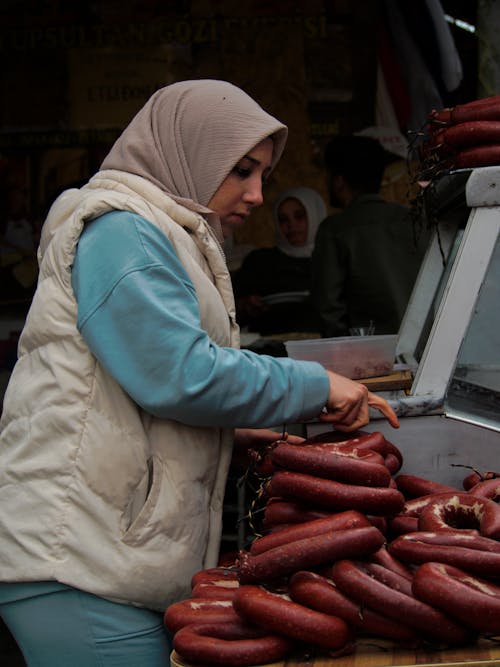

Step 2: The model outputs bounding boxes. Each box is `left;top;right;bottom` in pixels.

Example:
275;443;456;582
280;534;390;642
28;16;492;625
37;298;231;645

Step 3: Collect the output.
0;582;172;667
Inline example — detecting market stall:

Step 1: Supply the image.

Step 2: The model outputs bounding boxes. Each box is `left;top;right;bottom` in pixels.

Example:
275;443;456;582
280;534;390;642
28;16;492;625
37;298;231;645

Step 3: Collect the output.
167;164;500;667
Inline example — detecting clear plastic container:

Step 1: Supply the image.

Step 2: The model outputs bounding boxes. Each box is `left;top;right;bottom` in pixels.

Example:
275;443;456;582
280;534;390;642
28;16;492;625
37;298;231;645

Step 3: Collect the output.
284;334;398;380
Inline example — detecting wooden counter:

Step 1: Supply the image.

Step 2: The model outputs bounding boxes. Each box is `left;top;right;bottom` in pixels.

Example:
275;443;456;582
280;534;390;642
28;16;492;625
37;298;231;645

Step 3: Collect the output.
171;637;500;667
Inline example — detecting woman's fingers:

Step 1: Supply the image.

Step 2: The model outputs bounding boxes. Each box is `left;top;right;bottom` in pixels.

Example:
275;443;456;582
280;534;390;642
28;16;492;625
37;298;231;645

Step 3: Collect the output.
321;371;399;431
367;391;400;428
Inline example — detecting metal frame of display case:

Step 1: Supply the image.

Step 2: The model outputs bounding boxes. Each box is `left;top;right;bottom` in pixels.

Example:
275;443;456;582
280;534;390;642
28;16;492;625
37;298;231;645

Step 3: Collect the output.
385;167;500;431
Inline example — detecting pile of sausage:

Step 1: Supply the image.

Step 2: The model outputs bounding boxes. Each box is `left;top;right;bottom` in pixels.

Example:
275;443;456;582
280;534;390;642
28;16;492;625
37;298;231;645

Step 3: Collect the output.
418;94;500;179
164;430;500;666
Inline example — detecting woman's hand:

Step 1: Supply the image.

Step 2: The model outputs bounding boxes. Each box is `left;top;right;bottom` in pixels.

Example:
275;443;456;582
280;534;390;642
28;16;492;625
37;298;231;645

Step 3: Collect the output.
319;371;399;432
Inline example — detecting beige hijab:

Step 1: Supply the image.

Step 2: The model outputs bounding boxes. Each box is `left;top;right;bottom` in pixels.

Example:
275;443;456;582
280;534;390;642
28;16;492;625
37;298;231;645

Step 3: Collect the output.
101;80;288;219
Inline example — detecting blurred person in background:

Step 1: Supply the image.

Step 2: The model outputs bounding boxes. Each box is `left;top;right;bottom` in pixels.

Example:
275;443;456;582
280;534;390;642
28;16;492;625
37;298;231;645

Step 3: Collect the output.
312;135;429;338
233;186;326;337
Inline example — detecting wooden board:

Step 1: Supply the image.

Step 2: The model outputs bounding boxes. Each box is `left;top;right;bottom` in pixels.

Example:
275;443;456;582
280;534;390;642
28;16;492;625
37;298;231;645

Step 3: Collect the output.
171;637;500;667
358;369;413;392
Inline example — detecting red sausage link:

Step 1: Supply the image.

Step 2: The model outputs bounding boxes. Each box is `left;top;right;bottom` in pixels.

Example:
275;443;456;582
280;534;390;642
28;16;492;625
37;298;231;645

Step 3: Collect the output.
388;531;500;577
467;478;500;502
191;567;239;588
250;510;371;556
173;620;293;666
270;441;391;487
262;498;332;527
330;560;472;645
305;430;403;473
360;561;413;596
305;430;385;447
366;515;388;535
388;515;419;536
190;580;239;600
164;598;240;633
429;95;500;126
417;492;500;539
455;144;500;168
267;470;405;516
463;469;500;491
412;562;500;635
394;474;458;499
288;570;417;641
233;584;350;650
238;525;385;584
369;546;414;580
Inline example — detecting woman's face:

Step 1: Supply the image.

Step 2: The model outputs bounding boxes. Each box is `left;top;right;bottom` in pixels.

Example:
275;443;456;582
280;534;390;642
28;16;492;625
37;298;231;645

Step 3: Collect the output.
208;137;274;238
277;197;308;246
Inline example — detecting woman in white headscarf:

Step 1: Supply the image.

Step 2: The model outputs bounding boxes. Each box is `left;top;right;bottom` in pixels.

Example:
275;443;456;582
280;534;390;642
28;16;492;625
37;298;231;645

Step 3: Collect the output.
0;80;397;666
233;186;327;337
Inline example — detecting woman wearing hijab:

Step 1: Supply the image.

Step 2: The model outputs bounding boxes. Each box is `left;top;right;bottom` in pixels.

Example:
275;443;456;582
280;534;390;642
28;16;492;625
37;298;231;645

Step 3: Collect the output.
0;80;398;666
233;186;327;336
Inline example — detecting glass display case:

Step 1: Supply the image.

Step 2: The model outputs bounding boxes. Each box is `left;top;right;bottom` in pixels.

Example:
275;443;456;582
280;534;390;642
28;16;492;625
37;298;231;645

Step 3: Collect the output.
392;166;500;434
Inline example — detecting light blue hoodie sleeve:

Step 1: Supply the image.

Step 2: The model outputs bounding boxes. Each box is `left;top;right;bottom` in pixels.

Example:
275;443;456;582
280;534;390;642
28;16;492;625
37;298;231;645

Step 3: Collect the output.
71;210;329;428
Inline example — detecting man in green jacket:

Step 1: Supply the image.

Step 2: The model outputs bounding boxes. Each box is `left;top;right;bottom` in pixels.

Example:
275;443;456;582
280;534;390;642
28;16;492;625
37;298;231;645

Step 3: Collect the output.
312;135;428;338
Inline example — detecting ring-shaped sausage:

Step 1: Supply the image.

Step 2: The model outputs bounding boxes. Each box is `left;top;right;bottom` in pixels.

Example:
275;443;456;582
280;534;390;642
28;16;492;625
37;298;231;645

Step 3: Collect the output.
394;474;458;499
267;470;405;516
250;509;370;555
238;525;385;584
417;492;500;539
388;531;500;577
191;567;239;588
172;620;293;666
190;580;239;599
288;570;417;641
330;559;472;645
413;562;500;635
164;598;240;633
467;478;500;502
270;441;391;487
233;584;350;650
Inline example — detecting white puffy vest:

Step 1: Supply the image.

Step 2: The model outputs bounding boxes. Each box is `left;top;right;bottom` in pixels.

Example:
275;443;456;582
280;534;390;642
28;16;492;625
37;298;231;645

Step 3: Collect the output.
0;170;239;611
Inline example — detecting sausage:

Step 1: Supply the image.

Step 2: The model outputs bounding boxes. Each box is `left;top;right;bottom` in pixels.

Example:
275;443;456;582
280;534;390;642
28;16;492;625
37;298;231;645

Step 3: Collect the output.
453;144;500;168
288;570;417;641
424;120;500;157
388;515;419;536
412;562;500;635
417;492;500;539
172;620;293;666
233;584;350;650
238;525;385;584
330;559;473;645
387;493;446;537
369;546;414;580
366;515;388;535
164;598;241;633
463;469;500;491
270;441;392;487
467;478;500;502
394;473;458;499
267;470;405;516
191;567;239;588
262;498;332;527
190;580;240;600
250;510;371;556
359;561;413;596
388;531;500;577
305;429;384;446
428;95;500;126
391;529;500;553
305;430;403;473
